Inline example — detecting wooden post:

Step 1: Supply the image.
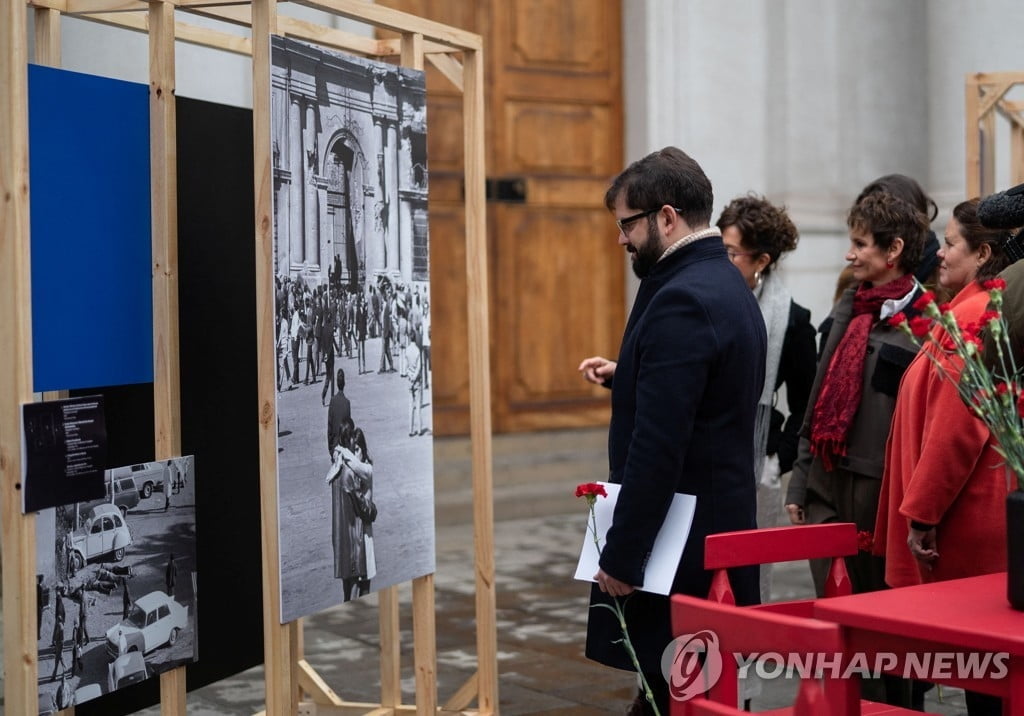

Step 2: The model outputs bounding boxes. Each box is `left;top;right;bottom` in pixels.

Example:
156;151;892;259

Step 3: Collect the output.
462;45;498;715
34;7;61;67
0;2;37;715
966;74;982;199
379;586;402;708
149;2;187;713
251;2;296;715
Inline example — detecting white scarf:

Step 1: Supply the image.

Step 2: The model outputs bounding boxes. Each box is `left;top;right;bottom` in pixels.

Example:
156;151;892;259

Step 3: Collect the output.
752;271;791;483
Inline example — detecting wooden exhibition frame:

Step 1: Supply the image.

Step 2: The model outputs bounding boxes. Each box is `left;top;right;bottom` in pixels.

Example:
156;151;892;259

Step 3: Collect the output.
965;71;1024;198
1;2;495;716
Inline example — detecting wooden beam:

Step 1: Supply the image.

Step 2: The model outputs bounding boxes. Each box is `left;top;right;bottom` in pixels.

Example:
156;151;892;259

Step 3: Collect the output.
85;10;253;56
379;586;402;708
969;71;1024;85
150;2;187;713
412;574;438;715
64;0;146;13
426;53;462;93
34;7;61;65
966;75;982;199
251;3;295;715
442;672;478;712
977;81;1016;122
288;0;481;50
982;103;997;198
297;659;345;706
0;2;38;716
26;0;68;11
377;36;453;57
462;45;498;716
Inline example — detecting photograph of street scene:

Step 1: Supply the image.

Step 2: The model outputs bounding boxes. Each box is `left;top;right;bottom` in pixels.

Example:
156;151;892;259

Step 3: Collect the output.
272;36;436;623
35;456;197;711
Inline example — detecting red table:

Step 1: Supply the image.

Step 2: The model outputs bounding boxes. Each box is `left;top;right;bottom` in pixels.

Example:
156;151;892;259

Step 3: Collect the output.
813;572;1024;714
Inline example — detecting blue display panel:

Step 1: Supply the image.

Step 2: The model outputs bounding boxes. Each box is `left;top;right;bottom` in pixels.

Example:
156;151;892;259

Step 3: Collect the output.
29;64;152;392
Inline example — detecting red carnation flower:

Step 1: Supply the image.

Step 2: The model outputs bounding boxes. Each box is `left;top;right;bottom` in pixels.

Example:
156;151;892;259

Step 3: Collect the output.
997;382;1011;396
912;291;936;311
575;482;607;499
856;530;874;552
938;302;952;314
979;310;1001;325
909;316;932;337
983;278;1007;291
887;312;908;328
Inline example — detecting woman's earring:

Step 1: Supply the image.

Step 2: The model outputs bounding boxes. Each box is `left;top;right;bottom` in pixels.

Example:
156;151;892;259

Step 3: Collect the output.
754;270;763;288
886;260;895;268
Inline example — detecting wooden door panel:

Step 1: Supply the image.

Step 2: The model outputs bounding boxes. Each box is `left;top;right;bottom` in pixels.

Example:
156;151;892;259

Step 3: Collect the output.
502;101;613;174
493;205;620;430
378;0;622;434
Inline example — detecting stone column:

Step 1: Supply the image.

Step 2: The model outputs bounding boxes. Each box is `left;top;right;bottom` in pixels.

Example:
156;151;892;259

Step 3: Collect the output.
385;119;400;277
288;94;303;268
304;97;319;271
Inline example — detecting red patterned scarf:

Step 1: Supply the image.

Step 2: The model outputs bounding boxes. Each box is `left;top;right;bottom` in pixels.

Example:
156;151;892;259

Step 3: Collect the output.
809;274;915;470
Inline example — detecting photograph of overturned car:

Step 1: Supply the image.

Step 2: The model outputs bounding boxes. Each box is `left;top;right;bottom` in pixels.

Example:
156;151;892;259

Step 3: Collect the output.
35;456;197;710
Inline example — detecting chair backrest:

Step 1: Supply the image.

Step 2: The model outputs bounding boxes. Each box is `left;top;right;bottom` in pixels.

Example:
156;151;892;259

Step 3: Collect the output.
704;523;858;606
670;594;853;715
680;681;829;716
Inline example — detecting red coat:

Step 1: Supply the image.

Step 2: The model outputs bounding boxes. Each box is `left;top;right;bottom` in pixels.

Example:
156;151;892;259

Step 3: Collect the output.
875;281;1013;587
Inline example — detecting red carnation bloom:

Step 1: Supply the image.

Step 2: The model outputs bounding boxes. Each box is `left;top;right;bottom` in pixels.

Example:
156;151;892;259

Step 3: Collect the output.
857;530;874;552
979;310;1001;325
909;316;932;337
912;291;936;311
575;482;607;499
983;278;1007;291
938;302;952;314
1018;392;1024;419
997;382;1011;396
887;312;908;328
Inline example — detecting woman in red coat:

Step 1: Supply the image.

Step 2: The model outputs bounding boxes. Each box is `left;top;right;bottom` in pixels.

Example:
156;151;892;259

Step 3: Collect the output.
876;198;1015;588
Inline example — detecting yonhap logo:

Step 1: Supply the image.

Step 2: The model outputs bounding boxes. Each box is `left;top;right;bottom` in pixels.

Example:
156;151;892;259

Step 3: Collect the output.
661;630;724;702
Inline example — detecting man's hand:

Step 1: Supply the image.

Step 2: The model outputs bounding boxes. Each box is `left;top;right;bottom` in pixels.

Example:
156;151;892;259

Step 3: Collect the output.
579;356;617;385
907;526;938;569
784;503;805;525
594;568;635;597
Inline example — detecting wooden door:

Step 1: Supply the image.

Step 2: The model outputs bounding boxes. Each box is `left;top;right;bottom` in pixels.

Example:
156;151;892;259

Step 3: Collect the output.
379;0;624;434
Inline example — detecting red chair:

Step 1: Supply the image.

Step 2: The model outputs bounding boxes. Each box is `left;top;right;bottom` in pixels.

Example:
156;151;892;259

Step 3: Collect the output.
705;523;858;616
670;594;931;715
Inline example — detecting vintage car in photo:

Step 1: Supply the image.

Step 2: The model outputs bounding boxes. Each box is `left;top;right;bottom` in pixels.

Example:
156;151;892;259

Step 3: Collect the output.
80;473;141;517
107;651;150;691
70;503;133;569
105;590;188;659
74;681;103;704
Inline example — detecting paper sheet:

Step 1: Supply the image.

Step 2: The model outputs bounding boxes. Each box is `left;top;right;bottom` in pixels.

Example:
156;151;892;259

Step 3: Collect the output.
574;482;696;595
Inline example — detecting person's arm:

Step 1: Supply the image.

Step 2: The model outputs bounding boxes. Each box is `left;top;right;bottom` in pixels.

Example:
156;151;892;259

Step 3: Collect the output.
598;289;715;587
785;436;811;524
777;304;817;474
898;358;992;535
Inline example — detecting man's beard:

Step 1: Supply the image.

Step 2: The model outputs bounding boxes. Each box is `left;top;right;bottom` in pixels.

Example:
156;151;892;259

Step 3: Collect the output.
630;221;663;278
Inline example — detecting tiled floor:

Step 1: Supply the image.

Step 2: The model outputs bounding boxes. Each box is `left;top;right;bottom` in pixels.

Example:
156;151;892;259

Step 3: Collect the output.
1;428;978;714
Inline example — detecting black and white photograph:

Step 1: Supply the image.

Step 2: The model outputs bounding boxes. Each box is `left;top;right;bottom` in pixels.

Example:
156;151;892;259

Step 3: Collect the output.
35;456;198;710
271;35;435;623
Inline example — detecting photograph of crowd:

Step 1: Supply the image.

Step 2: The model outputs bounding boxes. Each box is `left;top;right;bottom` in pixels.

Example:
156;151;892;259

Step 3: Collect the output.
271;36;436;623
35;456;197;710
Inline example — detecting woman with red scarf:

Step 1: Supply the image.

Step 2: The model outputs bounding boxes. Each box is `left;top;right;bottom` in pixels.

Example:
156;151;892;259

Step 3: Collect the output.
785;191;929;598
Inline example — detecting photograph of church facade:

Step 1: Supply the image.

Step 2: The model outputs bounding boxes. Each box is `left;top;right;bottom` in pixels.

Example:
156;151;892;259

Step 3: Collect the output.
270;34;428;290
270;35;436;624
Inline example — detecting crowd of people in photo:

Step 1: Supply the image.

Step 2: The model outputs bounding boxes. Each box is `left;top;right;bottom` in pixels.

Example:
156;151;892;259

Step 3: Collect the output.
579;144;1024;716
275;262;431;439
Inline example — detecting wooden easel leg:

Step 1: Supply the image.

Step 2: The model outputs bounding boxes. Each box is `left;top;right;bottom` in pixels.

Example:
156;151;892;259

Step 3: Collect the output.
413;574;437;715
380;585;402;707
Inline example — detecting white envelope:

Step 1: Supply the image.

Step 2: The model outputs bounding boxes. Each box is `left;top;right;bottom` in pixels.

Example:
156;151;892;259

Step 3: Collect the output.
574;481;696;595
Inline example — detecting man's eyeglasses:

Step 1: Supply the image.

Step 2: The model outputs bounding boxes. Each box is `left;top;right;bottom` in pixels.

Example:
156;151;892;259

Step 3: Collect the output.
616;206;683;233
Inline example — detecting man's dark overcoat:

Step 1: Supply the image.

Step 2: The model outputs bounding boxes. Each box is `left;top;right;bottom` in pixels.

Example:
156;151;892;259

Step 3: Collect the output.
586;237;765;674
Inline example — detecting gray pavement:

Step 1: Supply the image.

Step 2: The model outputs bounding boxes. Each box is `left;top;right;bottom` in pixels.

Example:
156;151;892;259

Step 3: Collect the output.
2;428;977;714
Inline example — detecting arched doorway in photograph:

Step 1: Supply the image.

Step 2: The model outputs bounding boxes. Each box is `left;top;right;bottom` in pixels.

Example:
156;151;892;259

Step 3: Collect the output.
325;132;368;290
